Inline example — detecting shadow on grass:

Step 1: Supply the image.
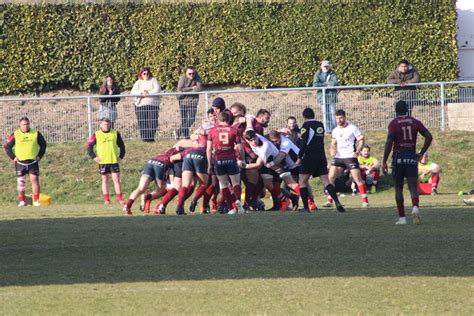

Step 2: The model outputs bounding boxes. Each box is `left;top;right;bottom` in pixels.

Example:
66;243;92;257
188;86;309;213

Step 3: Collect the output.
0;207;472;287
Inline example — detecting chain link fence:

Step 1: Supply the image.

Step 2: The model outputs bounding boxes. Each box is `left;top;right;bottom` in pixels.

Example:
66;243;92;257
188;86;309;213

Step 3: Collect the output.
1;81;473;143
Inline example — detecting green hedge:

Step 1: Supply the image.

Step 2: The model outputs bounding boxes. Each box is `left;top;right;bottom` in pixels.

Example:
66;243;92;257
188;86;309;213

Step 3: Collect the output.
0;1;458;94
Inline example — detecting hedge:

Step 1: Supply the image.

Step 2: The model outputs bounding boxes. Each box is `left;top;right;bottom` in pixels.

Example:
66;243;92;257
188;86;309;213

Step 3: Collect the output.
0;1;458;94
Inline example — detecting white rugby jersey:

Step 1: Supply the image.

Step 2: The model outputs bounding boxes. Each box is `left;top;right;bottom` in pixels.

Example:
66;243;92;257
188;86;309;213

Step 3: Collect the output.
250;134;280;163
279;135;300;170
332;122;362;158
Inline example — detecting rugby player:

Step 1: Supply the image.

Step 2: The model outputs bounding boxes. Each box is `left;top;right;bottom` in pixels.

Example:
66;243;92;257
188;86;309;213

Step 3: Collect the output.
298;108;345;213
123;147;183;215
4;116;47;207
87;118;126;205
207;111;245;214
382;100;432;225
328;109;370;207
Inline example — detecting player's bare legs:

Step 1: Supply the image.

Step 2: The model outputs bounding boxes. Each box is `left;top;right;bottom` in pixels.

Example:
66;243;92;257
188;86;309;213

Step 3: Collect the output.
319;174;345;212
349;169;370;207
394;177;407;224
406;176;421;224
111;172;124;204
30;174;41;206
228;173;244;214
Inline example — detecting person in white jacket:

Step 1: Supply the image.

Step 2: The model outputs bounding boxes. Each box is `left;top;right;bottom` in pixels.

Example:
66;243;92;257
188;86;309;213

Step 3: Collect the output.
131;67;161;142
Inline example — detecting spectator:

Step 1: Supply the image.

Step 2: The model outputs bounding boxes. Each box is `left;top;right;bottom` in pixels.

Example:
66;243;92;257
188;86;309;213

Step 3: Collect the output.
313;60;338;132
418;152;442;195
98;74;121;129
357;144;381;193
176;66;203;139
387;59;420;116
3;117;47;207
131;67;161;142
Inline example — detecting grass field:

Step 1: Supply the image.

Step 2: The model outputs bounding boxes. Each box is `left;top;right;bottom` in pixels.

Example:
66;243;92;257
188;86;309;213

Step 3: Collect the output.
0;131;473;314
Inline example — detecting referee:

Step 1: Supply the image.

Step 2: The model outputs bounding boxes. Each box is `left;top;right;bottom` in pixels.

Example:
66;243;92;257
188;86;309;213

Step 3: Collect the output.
298;108;345;213
4;116;47;206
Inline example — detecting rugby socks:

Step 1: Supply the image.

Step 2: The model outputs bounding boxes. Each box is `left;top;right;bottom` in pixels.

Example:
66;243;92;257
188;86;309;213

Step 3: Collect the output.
193;184;206;202
325;185;340;205
294;185;301;195
177;187;189;208
33;194;40;202
372;171;380;185
203;185;214;208
245;182;256;204
221;188;234;208
431;175;440;189
300;187;309;209
117;193;124;203
253;179;264;201
126;198;134;209
396;199;405;217
185;184;195;200
358;184;369;203
160;188;178;207
19;195;25;202
325;190;334;203
233;185;242;203
411;197;419;208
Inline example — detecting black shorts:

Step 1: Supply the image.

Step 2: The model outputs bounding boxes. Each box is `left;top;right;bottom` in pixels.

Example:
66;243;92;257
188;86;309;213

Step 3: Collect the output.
331;157;360;170
98;163;120;175
182;150;208;174
15;160;39;177
392;151;418;180
143;159;168;182
214;159;240;176
300;155;328;177
172;160;183;178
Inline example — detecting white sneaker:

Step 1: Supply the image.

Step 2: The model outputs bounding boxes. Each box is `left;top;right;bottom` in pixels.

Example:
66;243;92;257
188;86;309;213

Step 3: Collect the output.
33;201;41;207
18;201;26;207
412;206;421;225
361;202;370;208
235;200;246;214
395;217;407;225
227;209;237;215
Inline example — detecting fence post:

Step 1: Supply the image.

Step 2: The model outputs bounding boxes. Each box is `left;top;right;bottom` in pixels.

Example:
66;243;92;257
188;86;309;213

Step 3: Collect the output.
322;88;327;130
204;92;209;113
440;83;445;131
87;97;93;138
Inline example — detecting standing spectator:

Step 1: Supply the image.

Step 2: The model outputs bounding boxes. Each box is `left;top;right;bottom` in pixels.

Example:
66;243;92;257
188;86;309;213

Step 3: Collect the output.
131;67;161;142
313;60;338;132
4;117;47;207
87;118;126;205
176;66;203;139
387;59;420;116
98;74;121;129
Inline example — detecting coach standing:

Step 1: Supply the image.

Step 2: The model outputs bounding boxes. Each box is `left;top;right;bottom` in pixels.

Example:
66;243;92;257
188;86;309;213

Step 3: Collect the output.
4;117;47;206
176;66;203;139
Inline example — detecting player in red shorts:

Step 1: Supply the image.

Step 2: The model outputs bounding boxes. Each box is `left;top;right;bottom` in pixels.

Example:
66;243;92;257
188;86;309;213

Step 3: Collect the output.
207;111;245;214
382;101;432;225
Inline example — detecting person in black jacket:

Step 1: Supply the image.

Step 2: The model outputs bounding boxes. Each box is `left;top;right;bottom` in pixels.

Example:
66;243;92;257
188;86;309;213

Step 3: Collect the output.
98;74;121;129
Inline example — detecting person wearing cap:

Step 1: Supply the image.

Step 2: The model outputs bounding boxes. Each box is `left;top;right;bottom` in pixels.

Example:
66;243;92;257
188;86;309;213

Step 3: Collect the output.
176;66;203;139
4;116;47;207
387;59;420;116
87;118;126;205
312;60;338;132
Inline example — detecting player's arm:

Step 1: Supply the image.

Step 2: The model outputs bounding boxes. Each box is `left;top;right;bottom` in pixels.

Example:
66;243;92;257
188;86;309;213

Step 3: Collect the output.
3;133;16;161
355;135;365;155
267;151;286;169
206;139;213;174
330;137;337;158
36;132;47;161
418;128;433;158
382;134;394;174
239;157;264;170
87;134;98;160
298;124;309;158
117;132;126;160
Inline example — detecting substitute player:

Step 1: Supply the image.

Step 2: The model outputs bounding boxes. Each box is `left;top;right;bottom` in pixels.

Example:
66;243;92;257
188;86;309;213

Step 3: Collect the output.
328;109;370;207
4;116;47;206
87;118;126;205
298;108;345;213
382;100;432;225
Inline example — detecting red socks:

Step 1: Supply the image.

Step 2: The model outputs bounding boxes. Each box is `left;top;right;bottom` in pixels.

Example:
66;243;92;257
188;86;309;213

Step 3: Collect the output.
412;197;419;207
177;187;189;208
160;188;178;207
358;184;369;203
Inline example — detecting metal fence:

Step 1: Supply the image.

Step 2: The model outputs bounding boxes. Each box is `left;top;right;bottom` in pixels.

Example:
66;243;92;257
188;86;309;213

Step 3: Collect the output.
1;81;474;143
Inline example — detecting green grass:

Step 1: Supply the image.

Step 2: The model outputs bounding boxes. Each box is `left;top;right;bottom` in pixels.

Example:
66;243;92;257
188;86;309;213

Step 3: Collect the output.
0;193;473;314
0;130;473;314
